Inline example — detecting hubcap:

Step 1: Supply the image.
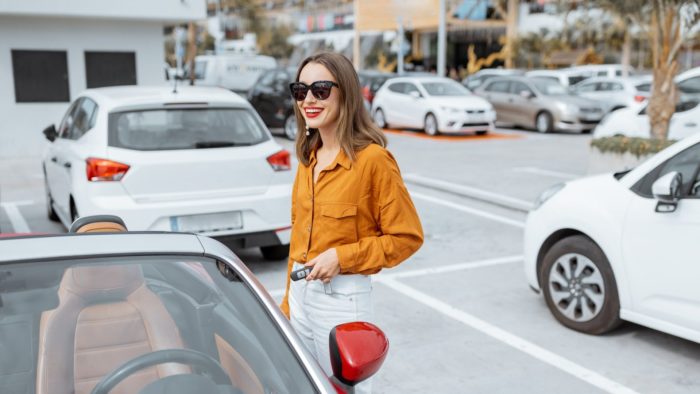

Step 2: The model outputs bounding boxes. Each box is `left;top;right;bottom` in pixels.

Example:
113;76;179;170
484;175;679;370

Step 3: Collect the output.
284;116;296;139
548;253;605;322
426;116;437;135
537;114;549;132
375;110;385;127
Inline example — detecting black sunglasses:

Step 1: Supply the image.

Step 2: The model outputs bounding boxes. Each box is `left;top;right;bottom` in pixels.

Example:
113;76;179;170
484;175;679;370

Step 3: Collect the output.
289;81;339;101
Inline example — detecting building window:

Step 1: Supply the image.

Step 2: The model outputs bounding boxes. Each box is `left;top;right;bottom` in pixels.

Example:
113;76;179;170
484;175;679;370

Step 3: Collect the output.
11;50;70;103
85;51;137;88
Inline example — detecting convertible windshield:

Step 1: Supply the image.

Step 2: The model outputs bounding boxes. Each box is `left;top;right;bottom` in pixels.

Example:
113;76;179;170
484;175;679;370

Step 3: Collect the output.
0;255;316;394
532;78;568;95
421;81;471;96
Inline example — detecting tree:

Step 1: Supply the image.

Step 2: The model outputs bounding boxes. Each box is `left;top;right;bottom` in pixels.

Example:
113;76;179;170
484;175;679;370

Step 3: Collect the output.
588;0;700;140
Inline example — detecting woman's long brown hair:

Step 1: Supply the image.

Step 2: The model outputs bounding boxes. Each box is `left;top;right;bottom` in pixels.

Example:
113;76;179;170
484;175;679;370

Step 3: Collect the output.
292;52;387;166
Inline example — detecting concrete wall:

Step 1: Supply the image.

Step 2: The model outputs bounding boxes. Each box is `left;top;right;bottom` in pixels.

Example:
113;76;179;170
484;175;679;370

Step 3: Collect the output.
0;0;205;22
0;16;167;158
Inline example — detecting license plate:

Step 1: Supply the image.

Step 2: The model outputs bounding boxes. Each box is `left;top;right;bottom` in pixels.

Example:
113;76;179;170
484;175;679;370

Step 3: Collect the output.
468;114;486;122
170;211;242;233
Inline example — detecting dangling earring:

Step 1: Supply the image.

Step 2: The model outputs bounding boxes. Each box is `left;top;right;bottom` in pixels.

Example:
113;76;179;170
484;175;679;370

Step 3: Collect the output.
305;124;310;136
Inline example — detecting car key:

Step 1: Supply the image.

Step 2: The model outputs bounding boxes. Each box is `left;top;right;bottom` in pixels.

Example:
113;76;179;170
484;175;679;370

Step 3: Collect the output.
290;266;312;281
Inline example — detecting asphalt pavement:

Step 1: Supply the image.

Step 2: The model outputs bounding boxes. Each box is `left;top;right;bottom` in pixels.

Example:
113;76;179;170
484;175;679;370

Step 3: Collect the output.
2;126;699;393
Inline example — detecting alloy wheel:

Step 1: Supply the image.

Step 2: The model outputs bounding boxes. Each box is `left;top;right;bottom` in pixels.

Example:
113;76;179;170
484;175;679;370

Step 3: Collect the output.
547;253;605;322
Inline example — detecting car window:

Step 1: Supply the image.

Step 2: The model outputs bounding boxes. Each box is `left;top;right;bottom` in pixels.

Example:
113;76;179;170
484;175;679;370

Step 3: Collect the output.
532;78;568;95
0;255;317;393
510;81;533;96
568;76;587;86
65;98;98;140
404;83;421;95
258;71;275;87
484;80;510;93
634;142;700;198
193;60;207;80
58;99;81;138
422;81;469;96
636;83;651;92
597;71;608;76
371;77;390;92
108;108;269;151
388;82;406;94
678;76;700;94
676;100;699;113
575;83;596;92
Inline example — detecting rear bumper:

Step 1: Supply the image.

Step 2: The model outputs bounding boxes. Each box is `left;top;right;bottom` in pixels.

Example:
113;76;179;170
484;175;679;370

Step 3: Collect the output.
76;183;291;246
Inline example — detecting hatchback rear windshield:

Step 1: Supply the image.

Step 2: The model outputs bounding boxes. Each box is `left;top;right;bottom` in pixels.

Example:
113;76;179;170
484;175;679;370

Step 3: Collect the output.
108;108;269;151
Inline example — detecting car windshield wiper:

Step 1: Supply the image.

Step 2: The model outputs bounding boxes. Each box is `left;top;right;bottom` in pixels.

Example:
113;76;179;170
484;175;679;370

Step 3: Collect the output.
193;141;251;148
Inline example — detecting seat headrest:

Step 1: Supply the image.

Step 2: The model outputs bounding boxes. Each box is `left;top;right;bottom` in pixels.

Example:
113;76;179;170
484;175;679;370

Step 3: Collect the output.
69;215;127;234
61;265;144;302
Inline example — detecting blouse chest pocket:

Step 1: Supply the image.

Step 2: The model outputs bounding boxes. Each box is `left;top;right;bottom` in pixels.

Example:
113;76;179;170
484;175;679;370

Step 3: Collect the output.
318;202;358;243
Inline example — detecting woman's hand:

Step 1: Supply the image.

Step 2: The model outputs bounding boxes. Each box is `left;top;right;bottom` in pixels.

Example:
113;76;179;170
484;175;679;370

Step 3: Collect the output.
305;248;340;283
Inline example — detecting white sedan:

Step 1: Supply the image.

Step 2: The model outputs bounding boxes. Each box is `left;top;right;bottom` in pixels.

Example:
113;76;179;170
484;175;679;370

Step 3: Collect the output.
524;133;700;342
42;86;293;260
371;76;496;136
593;100;700;140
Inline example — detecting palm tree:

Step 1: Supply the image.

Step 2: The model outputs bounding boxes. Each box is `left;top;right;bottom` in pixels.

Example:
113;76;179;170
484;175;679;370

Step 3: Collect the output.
589;0;700;140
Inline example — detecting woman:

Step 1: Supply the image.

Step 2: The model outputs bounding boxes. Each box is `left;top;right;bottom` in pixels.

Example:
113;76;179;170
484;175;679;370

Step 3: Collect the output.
280;52;423;391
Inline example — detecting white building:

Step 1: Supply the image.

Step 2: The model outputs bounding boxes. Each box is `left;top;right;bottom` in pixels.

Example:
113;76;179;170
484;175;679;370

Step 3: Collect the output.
0;0;206;158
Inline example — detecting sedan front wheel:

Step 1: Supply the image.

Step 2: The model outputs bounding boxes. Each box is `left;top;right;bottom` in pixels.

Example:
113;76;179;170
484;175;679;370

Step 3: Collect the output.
540;235;621;335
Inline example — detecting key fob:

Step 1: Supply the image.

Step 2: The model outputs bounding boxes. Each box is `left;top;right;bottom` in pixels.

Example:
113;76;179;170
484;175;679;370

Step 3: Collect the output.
290;267;312;281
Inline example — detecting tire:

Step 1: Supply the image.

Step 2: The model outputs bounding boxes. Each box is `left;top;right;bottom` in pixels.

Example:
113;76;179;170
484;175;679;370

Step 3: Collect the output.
45;176;59;222
540;235;622;335
424;113;439;136
535;111;553;133
374;108;387;129
283;113;297;141
260;244;289;261
476;130;488;136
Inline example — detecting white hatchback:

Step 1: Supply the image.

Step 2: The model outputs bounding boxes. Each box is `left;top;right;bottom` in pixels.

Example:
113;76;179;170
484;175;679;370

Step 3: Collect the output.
41;86;293;260
371;76;496;136
525;133;700;343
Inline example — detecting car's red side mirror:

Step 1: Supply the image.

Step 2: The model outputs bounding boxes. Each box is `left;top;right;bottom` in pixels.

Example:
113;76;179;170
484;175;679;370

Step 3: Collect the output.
329;322;388;392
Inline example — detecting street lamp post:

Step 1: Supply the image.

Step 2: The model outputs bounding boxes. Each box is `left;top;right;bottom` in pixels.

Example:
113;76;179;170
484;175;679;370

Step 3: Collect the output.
437;0;446;77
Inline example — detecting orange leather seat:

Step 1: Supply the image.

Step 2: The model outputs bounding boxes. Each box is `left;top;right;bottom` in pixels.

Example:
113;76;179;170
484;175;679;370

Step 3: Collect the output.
36;264;190;394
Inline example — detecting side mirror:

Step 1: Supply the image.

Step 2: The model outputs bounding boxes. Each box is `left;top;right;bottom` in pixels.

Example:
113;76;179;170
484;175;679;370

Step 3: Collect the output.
329;322;388;391
520;90;534;99
409;91;421;99
43;124;58;142
652;171;682;213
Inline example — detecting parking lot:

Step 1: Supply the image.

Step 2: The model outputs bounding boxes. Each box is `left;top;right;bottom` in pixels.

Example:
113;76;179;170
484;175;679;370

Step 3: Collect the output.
2;126;699;393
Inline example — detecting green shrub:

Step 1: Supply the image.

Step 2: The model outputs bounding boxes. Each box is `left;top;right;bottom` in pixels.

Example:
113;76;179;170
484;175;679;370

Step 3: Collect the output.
590;136;677;158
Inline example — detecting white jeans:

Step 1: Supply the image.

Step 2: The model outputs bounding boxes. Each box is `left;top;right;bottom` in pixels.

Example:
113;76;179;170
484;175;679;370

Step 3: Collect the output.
289;263;374;394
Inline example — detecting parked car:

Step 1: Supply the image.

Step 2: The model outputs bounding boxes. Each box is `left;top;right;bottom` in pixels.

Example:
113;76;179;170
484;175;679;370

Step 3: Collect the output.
358;70;396;111
372;76;496;135
570;76;652;113
593;100;700;140
41;85;293;260
676;66;700;103
524;132;700;343
0;215;389;393
525;68;590;87
248;67;298;140
569;64;636;79
461;68;525;91
188;54;277;95
474;76;604;133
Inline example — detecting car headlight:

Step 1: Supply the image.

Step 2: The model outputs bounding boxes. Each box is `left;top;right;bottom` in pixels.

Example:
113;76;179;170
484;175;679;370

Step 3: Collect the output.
556;102;578;116
533;183;566;210
440;106;461;113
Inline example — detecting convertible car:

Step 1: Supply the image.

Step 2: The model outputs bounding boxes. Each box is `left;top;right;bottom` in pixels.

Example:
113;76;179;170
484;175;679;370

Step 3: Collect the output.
0;216;388;394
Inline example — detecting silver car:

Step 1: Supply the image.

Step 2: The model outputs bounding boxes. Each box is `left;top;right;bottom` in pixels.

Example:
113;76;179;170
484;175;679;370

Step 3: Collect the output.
474;76;605;133
0;216;388;394
569;76;652;113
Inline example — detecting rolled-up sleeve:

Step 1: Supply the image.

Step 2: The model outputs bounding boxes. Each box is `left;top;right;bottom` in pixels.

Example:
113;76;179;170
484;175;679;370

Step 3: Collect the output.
336;149;423;274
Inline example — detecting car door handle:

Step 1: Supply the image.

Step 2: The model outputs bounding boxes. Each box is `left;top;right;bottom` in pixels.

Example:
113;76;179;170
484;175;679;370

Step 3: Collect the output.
50;157;58;163
685;122;697;127
63;162;72;169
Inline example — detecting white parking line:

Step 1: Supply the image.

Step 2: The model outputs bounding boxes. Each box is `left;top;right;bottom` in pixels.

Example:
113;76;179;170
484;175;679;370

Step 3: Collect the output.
409;191;526;228
513;167;578;180
0;202;32;233
377;255;523;280
405;173;533;212
379;277;639;394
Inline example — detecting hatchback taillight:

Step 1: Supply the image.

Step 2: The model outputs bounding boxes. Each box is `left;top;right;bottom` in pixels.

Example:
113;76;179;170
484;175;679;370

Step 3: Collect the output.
267;150;291;171
86;158;130;182
634;95;647;103
362;86;373;103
